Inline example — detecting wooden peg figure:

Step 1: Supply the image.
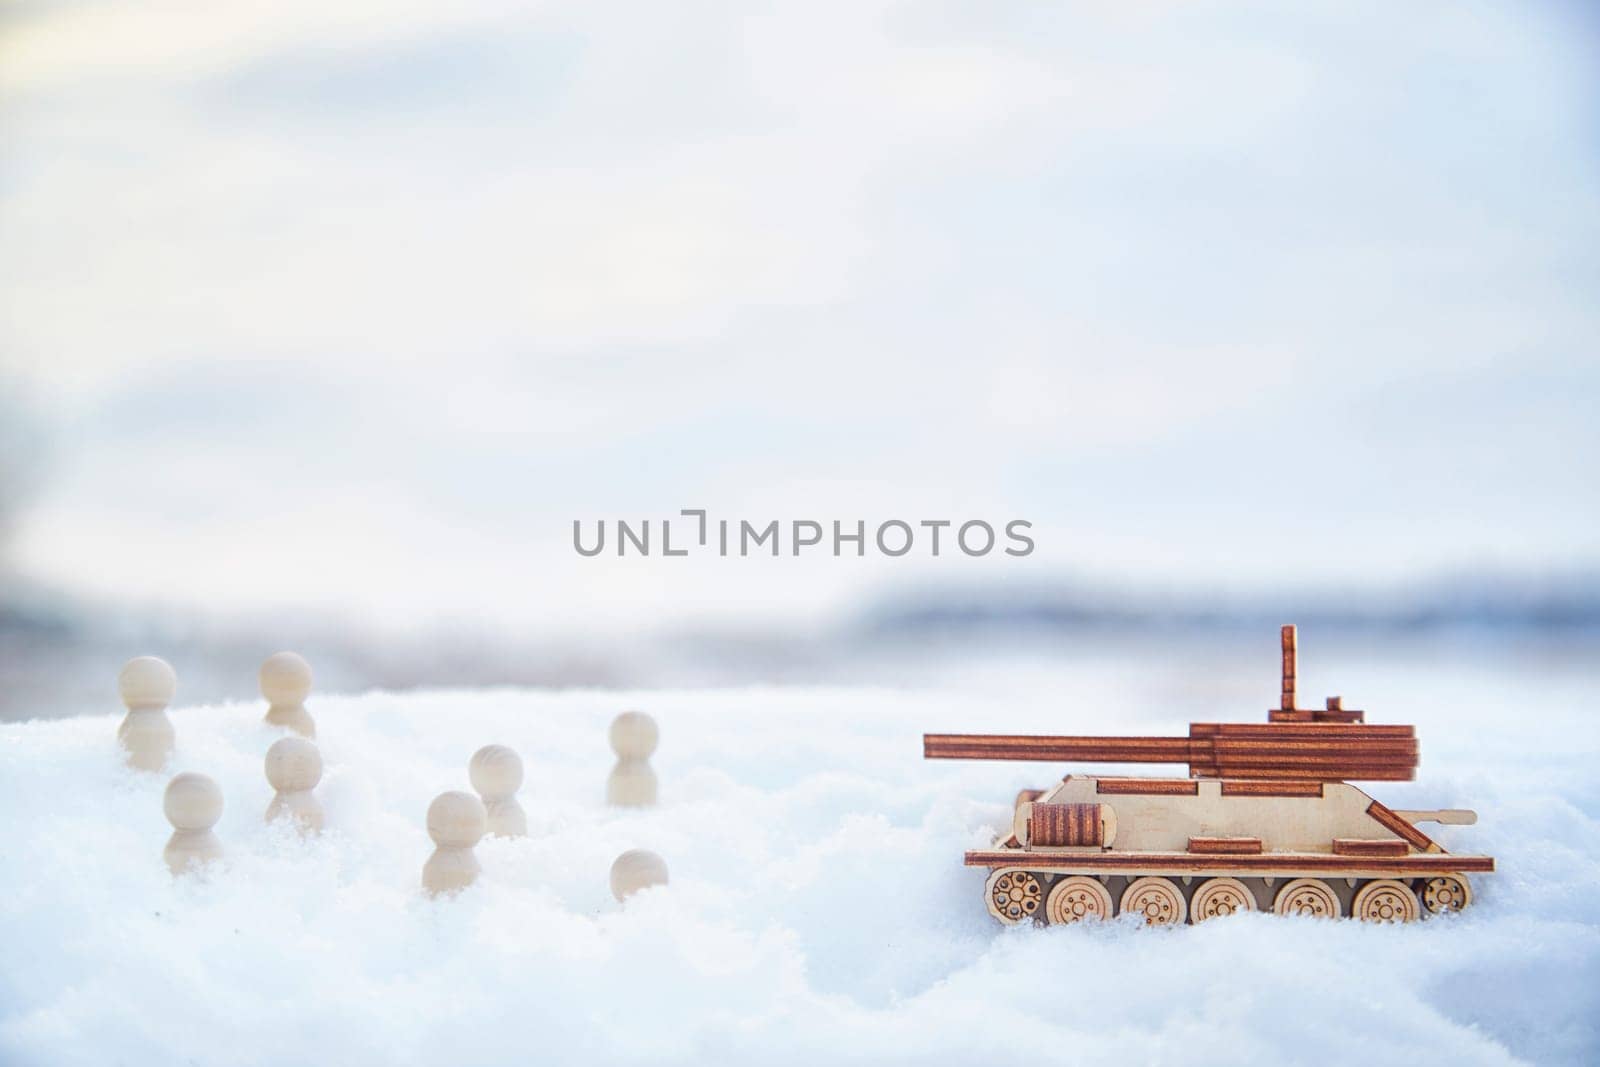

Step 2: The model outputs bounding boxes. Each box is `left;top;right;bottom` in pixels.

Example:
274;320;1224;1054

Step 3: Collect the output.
607;711;658;807
117;656;178;772
469;744;527;838
264;736;324;832
163;772;223;874
260;651;315;737
422;791;486;896
609;849;669;902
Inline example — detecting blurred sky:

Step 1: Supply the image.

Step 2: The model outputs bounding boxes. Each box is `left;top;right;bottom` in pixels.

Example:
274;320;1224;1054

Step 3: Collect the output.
1;1;1597;637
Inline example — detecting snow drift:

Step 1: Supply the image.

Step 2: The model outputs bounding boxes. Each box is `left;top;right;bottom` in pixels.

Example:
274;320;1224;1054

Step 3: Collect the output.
1;653;1595;1065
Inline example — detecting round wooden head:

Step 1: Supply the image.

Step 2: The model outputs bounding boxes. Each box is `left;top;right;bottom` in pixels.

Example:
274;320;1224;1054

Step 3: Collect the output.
260;652;312;704
609;711;658;760
265;737;323;793
118;656;176;710
426;791;486;848
609;848;669;901
164;772;223;831
468;744;523;800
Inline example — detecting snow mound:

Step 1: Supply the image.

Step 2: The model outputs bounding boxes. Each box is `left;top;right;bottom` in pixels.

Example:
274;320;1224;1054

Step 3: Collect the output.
1;662;1596;1065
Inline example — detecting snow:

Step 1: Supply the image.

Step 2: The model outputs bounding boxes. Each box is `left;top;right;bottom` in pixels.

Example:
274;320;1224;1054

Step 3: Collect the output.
1;651;1597;1065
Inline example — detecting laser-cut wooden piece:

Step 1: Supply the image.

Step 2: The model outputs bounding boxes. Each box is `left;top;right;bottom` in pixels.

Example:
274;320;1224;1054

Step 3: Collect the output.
1188;836;1263;855
1274;877;1341;918
1191;877;1255;921
1045;876;1114;924
1422;875;1472;914
985;868;1043;925
1353;878;1419;922
923;624;1494;926
1332;838;1407;857
1121;877;1187;926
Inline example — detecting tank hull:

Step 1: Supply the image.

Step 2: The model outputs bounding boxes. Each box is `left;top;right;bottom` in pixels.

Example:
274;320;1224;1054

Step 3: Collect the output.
971;774;1491;924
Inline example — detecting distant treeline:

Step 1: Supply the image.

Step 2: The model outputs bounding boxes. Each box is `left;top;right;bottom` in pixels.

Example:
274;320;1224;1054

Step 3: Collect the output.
863;574;1600;636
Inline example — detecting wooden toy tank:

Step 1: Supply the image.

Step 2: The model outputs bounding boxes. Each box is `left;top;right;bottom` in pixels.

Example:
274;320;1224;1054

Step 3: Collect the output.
924;625;1493;925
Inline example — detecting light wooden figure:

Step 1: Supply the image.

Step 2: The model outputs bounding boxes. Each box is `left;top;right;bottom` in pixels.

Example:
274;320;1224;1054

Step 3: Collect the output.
260;651;315;737
606;711;658;807
469;744;527;838
422;791;486;897
609;848;669;902
264;736;324;832
117;656;177;772
163;772;223;874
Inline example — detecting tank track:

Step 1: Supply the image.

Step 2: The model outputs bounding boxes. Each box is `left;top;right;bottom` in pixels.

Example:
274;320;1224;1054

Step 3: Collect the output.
983;867;1472;925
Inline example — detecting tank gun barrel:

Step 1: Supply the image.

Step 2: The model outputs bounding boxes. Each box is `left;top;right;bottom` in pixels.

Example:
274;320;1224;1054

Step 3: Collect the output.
923;724;1419;781
923;734;1192;763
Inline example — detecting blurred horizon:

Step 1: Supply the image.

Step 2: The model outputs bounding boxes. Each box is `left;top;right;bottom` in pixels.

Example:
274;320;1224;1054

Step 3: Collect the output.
6;561;1598;721
2;1;1598;717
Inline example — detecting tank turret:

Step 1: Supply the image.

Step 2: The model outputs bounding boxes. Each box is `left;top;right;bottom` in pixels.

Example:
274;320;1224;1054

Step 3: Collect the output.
925;625;1493;926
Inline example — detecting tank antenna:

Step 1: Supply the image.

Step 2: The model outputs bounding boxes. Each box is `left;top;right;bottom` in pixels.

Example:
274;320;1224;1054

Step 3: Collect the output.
1280;624;1297;713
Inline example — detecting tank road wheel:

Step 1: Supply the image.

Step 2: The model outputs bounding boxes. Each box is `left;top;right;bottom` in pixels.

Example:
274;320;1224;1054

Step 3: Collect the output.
1273;878;1342;919
1353;879;1420;923
1422;875;1472;915
1045;876;1114;925
985;868;1044;925
1191;877;1256;922
1120;877;1188;926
